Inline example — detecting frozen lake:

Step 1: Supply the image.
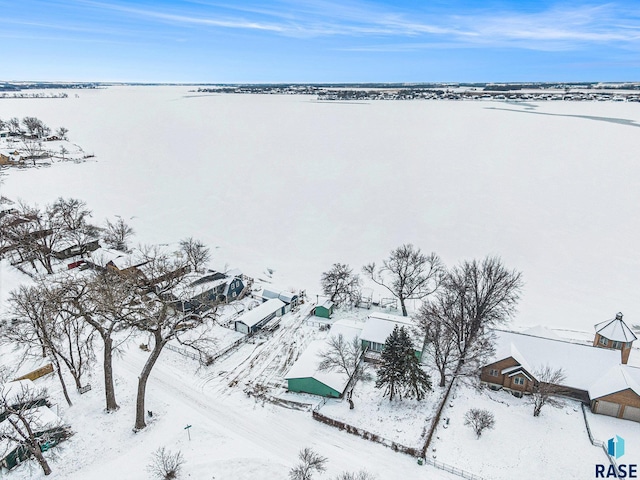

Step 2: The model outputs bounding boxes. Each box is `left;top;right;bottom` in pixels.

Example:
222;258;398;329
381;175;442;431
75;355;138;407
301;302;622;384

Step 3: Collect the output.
2;86;640;331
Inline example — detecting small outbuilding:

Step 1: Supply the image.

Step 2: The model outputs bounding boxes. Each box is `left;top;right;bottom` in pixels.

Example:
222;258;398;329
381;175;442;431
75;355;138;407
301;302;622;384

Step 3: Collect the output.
262;288;298;313
314;300;334;319
234;298;286;334
286;320;363;398
285;340;348;397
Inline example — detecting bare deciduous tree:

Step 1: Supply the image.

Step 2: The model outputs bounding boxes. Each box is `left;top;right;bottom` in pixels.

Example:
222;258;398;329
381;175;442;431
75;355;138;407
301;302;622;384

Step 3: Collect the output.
335;471;377;480
22;117;49;138
5;283;84;407
415;296;458;387
147;447;185;480
20;138;45;166
0;375;70;476
56;127;68;140
178;237;210;274
59;145;68;161
129;246;217;430
318;334;368;393
530;366;567;417
103;217;134;252
446;256;523;355
7;117;21;135
320;263;361;307
363;244;444;316
464;408;495;438
56;270;141;412
2;198;98;274
289;448;327;480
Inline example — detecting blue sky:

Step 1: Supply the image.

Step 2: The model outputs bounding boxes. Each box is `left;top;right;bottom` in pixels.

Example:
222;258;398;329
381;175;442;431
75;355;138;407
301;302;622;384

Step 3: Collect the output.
1;0;639;82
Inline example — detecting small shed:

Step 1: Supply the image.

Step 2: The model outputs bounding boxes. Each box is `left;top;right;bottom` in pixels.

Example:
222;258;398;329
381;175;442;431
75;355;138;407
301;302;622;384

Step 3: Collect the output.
314;300;334;319
234;298;286;334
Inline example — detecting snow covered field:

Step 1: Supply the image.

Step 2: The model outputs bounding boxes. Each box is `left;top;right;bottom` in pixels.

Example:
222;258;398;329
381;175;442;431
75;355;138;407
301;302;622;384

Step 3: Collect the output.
1;87;640;478
1;87;640;332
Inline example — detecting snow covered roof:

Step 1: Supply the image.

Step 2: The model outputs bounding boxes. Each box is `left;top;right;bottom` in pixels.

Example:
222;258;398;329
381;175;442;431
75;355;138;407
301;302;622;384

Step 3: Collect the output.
318;300;334;310
360;314;418;348
522;325;562;341
285;340;350;394
368;311;413;323
328;319;363;340
89;248;141;269
594;313;637;343
225;268;242;278
1;379;40;406
262;289;297;304
0;406;61;435
235;298;285;328
589;365;640;400
490;330;621;391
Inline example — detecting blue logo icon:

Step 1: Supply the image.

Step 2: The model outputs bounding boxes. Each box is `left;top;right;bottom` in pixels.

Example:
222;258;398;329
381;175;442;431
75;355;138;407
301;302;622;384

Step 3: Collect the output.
608;436;625;459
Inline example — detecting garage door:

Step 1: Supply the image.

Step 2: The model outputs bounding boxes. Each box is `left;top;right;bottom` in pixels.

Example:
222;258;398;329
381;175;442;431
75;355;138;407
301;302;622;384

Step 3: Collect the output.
597;401;620;417
622;406;640;422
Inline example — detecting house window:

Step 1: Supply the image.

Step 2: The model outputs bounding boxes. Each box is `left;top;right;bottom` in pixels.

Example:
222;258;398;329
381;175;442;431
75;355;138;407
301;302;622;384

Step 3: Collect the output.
489;369;499;377
513;377;525;386
612;340;622;349
599;337;609;346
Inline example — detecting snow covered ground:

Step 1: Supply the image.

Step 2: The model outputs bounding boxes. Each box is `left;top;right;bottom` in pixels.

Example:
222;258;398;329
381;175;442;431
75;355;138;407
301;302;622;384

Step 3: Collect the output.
319;375;444;449
1;87;640;332
2;332;461;480
1;87;640;478
430;383;604;480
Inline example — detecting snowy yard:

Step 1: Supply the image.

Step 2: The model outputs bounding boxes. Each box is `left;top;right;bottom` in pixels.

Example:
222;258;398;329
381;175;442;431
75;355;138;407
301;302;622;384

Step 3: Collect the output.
2;339;460;480
430;384;605;480
319;375;445;449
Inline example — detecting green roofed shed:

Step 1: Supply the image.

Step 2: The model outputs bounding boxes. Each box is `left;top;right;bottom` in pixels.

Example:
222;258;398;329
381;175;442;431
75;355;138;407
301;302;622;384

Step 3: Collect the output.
314;300;334;319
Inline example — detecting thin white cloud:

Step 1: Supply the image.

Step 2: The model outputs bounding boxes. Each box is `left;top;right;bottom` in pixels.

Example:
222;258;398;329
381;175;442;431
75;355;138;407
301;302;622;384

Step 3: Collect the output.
68;0;640;49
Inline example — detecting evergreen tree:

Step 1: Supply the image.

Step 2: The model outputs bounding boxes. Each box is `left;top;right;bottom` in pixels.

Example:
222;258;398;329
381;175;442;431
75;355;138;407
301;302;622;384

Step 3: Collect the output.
399;326;432;400
375;325;405;401
375;325;432;401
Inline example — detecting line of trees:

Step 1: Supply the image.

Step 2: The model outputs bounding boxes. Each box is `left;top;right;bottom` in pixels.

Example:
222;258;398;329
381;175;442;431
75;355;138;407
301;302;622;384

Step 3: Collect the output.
1;198;219;451
0;116;68;140
320;246;524;396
